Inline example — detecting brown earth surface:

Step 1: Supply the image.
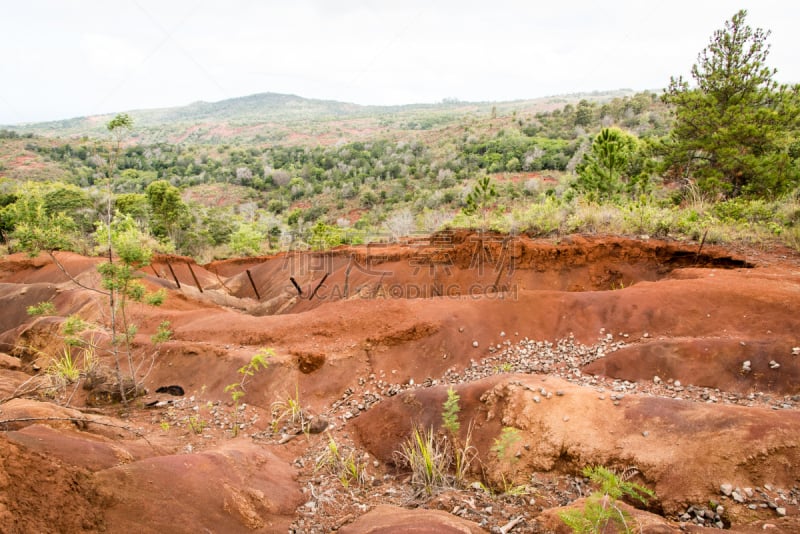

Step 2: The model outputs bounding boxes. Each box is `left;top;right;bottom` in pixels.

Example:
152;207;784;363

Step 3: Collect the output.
0;232;798;533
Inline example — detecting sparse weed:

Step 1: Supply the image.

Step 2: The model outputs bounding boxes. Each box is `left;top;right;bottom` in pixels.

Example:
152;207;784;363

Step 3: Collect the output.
494;362;514;373
145;289;167;306
270;383;307;434
224;348;271;437
187;415;206;434
27;301;56;316
499;473;529;498
492;427;522;463
316;435;367;488
50;345;81;383
396;426;452;497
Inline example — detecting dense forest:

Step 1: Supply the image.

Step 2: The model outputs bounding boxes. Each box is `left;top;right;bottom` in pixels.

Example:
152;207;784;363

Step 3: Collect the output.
1;10;798;261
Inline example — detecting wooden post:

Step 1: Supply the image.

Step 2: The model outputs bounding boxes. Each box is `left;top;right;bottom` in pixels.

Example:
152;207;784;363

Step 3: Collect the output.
343;263;352;298
309;273;329;301
694;228;709;264
150;265;162;278
290;277;303;296
246;269;261;300
166;261;181;289
186;262;203;293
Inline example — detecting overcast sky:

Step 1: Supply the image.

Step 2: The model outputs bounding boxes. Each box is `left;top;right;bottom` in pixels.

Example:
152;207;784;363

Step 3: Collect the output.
1;1;798;125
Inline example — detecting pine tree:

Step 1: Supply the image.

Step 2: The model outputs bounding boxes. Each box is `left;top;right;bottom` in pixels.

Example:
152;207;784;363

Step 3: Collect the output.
662;10;800;198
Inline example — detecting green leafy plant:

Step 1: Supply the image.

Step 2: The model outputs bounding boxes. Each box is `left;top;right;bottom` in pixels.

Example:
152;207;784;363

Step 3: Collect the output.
27;301;56;316
559;466;655;534
224;348;271;437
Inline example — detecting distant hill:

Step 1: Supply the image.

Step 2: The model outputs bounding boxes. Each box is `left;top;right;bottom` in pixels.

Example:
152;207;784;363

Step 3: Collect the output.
1;89;636;145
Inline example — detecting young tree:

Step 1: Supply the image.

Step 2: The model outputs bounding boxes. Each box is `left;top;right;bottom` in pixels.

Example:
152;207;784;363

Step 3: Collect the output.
145;180;188;241
463;176;498;229
573;128;644;201
661;10;800;198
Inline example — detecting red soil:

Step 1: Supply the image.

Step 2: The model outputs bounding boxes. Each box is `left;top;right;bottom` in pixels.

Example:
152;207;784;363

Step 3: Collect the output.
0;233;798;532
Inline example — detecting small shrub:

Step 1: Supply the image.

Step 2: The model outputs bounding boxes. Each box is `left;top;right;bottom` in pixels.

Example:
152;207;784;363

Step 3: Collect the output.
559;466;655;534
150;321;172;344
441;387;461;435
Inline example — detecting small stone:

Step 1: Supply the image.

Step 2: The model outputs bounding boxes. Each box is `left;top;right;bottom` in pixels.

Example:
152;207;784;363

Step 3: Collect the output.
642;431;649;437
721;483;734;496
308;417;329;434
776;507;786;516
472;341;479;348
792;347;799;356
562;416;569;422
732;491;745;503
500;331;506;337
556;390;565;396
769;360;780;369
744;487;754;498
653;376;662;384
674;380;682;388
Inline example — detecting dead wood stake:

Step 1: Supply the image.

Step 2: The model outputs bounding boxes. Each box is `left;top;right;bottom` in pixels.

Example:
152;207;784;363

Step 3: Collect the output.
246;269;261;300
166;261;181;288
309;273;329;300
694;228;709;264
186;262;203;293
290;277;303;296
